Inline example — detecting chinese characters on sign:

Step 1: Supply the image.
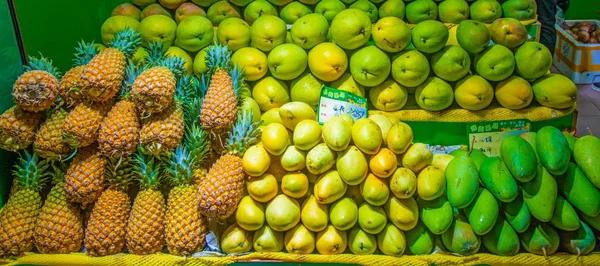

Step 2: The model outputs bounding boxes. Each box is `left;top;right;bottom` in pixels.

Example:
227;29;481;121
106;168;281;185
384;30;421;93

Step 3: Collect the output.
318;85;368;124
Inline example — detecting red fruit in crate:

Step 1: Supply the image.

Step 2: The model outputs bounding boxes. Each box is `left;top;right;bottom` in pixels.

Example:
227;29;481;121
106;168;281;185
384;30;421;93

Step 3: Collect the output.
578;31;591;43
589;37;598;44
579;25;592;33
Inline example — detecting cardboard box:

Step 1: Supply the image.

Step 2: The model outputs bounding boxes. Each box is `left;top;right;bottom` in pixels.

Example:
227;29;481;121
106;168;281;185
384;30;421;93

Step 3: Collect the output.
553;20;600;84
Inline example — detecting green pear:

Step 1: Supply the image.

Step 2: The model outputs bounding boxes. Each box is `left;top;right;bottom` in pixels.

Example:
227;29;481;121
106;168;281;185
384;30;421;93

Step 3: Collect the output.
515;41;553;80
250;15;287;52
372;17;412;53
360;174;390;206
406;0;438;23
175;16;213;52
482;218;520;256
301;195;329;232
442;215;481;255
391;50;430;87
252;76;290;112
411;20;449;54
330;9;372;50
112;3;142;21
379;0;406;19
348;228;377;255
101;16;140;45
206;0;241;26
265;194;301;231
267;43;308;80
290;13;329;50
474;45;515;82
336;146;369;185
306;143;336;175
253;225;285;252
284;224;316;254
138;15;177;48
280;145;307;172
192;0;218;7
414;77;454;111
470;0;502;23
229;0;253;6
522;166;557;222
280;2;312;24
322;116;352;152
314;170;347;204
243;0;278;25
236;196;266;231
314;0;346;23
349;46;391;87
519;223;560;257
377;224;407;256
261;108;283;126
405;221;434;255
290;72;324;110
456;20;491;54
386;196;419;231
417;196;453;235
438;0;469;24
430;45;471;82
293;120;322;151
349;0;379;23
358;203;387;234
216;17;250;52
329;197;359;230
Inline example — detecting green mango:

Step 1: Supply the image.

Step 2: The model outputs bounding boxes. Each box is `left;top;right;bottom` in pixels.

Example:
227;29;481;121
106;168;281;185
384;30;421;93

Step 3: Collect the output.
464;188;499;235
574;135;600;188
503;192;531;233
449;149;488;171
549;195;581;231
445;156;479;208
519;223;560;258
417;196;453;235
500;135;537;182
562;131;576;154
482;218;520;256
441;215;481;255
479;156;518;202
519;132;540;163
555;163;600;217
535;126;571;175
522;166;557;222
561;221;596;257
404;221;434;255
579;211;600;231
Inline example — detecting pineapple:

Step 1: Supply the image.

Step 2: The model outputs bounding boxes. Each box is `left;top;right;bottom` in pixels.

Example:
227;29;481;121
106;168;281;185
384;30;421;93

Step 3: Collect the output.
126;146;166;255
0;150;51;257
64;144;106;205
200;43;243;133
0;105;45;152
97;62;141;158
34;161;84;254
12;55;61;112
59;40;98;107
62;100;114;149
198;110;261;220
165;145;209;256
81;28;141;102
84;156;134;256
33;107;73;160
131;42;185;117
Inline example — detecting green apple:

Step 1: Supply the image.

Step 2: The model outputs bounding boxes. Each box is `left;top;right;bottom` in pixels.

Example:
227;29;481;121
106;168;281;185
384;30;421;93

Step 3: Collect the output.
474;44;516;82
514;41;552;80
139;15;177;48
280;2;312;24
406;0;438;24
111;3;142;21
330;73;366;97
158;0;186;10
430;45;471;82
141;3;172;19
411;20;449;54
314;0;347;23
349;0;378;23
379;0;406;19
415;77;454;111
132;0;157;8
174;15;214;52
350;46;391;87
330;9;372;50
290;13;329;50
470;0;502;23
191;0;219;8
438;0;470;24
193;47;210;76
175;3;206;24
101;16;140;45
372;17;411;53
456;20;491;54
267;43;308;81
391;50;430;88
241;97;262;123
232;47;268;81
252;76;291;112
250;15;287;52
244;0;278;25
207;0;242;26
291;72;325;110
217;17;250;52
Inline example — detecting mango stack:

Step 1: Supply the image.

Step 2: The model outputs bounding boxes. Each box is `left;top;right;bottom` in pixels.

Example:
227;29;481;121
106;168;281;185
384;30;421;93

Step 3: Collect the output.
231;112;600;257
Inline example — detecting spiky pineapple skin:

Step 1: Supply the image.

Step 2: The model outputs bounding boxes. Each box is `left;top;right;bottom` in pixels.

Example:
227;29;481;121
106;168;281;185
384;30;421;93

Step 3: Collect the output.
131;67;177;116
81;48;126;102
59;66;86;107
126;189;165;255
62;101;113;148
198;153;245;220
12;70;59;112
0;189;43;257
34;109;72;160
0;106;45;152
166;185;207;256
140;101;184;155
84;188;130;256
65;145;106;205
201;70;237;131
98;100;140;158
34;182;84;254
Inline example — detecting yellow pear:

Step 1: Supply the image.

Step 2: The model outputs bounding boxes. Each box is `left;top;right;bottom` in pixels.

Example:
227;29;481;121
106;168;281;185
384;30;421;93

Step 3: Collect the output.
314;170;348;204
252;76;291;112
329;73;365;96
401;143;433;174
232;47;268;81
243;144;271;176
329;197;359;231
360;173;390;206
306;143;336;175
221;224;253;254
253;225;284;252
377;224;407;257
281;172;309;198
265;194;301;231
247;173;279;202
267;155;287;182
387;122;414;154
431;153;454;172
236;196;266;231
261;108;283;126
301;195;329;232
348;227;377;255
193;47;209;76
417;166;446;201
284;224;316;254
345;185;365;206
389;167;417;199
280;146;307;172
308;42;348;82
369;148;398;178
293;120;322;151
261;123;291;156
368;114;394;145
279;102;316;131
316;225;348;255
352;118;383;155
385;196;419;231
336;146;369;185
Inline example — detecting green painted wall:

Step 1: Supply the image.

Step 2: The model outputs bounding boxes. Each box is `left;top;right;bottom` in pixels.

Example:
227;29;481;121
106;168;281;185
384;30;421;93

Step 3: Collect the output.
565;0;600;20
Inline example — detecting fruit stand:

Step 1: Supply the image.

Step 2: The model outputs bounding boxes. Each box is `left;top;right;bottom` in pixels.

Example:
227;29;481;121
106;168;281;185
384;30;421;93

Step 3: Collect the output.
0;0;597;266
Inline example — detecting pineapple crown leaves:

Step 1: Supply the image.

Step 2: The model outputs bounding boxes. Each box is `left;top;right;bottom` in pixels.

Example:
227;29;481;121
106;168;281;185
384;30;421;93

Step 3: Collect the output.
205;42;232;73
120;59;144;99
12;149;52;191
72;40;98;67
108;27;142;58
184;123;211;170
49;160;69;185
165;145;196;186
227;109;262;155
105;155;136;190
181;74;209;128
156;56;186;78
230;64;245;104
144;41;167;67
24;53;62;79
134;145;163;190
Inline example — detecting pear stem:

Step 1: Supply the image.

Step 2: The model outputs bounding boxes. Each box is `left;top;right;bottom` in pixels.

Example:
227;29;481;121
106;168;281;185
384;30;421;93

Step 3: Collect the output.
542;246;549;260
588;127;594;136
468;136;475;156
577;247;582;261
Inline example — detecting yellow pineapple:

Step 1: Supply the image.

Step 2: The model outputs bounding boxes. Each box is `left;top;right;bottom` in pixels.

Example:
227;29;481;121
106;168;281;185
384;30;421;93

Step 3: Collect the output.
126;146;166;255
81;28;141;102
33;107;73;160
131;42;185;117
0;105;45;152
62;100;114;149
0;151;51;257
34;161;84;254
198;110;261;220
59;41;98;107
64;144;106;205
84;156;134;256
12;55;61;112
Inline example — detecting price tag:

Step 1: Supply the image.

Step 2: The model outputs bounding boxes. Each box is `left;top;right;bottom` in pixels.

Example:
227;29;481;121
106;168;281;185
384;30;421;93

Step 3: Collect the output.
317;85;368;125
467;119;532;157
